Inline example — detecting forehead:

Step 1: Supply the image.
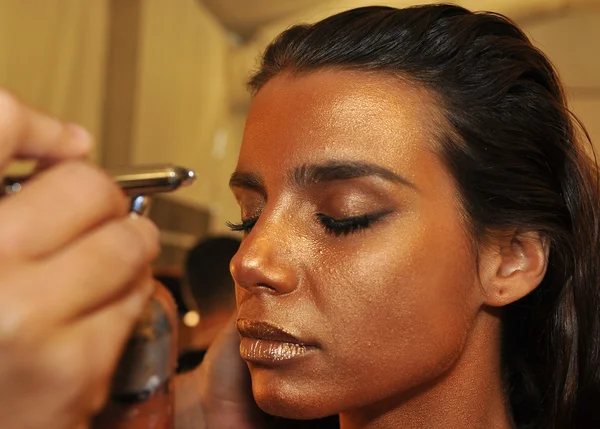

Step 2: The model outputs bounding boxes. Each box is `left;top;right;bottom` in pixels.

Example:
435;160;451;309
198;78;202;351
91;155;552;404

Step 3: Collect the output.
239;69;441;180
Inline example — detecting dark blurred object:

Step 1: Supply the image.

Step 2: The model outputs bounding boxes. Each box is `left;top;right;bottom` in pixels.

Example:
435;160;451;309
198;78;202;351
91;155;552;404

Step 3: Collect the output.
176;349;207;374
92;288;178;429
266;415;340;429
184;236;240;315
155;270;187;315
177;236;241;373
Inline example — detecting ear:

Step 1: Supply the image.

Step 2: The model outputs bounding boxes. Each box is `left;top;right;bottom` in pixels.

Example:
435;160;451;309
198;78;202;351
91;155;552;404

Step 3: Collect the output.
478;229;549;307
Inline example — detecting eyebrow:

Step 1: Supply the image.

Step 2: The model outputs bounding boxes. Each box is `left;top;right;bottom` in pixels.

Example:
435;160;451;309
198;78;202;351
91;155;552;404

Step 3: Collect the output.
229;160;416;191
229;171;264;190
292;160;416;188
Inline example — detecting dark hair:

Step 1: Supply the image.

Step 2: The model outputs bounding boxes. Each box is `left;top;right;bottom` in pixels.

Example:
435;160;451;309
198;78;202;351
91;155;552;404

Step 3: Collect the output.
155;274;187;315
248;4;600;428
184;236;240;315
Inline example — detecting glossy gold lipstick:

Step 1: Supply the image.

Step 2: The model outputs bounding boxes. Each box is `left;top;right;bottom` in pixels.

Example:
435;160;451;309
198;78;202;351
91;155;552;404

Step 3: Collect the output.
236;319;315;364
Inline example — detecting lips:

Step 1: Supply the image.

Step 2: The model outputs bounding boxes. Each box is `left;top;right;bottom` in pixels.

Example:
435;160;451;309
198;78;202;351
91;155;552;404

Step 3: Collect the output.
236;318;316;365
236;319;306;343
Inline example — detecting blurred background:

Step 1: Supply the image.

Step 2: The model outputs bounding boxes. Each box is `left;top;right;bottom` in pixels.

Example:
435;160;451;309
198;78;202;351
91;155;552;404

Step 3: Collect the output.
0;0;598;276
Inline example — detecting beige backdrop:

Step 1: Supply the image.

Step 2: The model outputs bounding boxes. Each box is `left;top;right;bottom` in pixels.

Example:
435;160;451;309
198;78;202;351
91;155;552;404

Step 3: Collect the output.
0;0;108;167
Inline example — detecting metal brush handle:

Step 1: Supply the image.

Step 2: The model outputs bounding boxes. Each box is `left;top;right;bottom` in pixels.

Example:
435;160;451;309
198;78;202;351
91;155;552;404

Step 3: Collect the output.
1;163;196;216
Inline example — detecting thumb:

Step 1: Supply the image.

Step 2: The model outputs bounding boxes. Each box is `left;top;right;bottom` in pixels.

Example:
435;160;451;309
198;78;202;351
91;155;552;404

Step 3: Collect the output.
197;313;267;429
199;312;251;403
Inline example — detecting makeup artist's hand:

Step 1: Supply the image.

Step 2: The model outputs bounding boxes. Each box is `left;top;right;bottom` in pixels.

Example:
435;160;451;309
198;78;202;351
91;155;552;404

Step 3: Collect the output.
175;314;267;429
0;91;159;429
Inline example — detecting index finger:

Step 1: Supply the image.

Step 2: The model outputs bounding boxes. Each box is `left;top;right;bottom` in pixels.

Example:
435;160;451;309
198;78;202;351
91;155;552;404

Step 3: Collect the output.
0;91;92;168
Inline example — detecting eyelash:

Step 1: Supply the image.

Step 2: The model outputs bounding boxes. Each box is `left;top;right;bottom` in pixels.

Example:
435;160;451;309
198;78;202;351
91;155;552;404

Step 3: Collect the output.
316;212;389;236
226;211;390;236
226;218;258;233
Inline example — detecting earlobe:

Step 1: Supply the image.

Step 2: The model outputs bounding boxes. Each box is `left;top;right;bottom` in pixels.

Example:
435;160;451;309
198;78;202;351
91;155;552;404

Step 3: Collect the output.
479;230;549;307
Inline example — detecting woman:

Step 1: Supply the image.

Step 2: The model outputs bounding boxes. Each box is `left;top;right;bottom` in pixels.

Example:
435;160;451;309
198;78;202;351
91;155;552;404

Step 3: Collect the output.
0;3;596;429
191;3;600;429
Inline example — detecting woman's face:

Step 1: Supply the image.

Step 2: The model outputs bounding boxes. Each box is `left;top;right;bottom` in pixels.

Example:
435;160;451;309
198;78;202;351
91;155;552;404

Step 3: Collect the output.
230;69;483;419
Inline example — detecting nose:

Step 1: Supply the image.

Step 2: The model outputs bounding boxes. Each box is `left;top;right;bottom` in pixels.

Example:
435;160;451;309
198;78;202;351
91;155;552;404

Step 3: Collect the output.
230;217;299;295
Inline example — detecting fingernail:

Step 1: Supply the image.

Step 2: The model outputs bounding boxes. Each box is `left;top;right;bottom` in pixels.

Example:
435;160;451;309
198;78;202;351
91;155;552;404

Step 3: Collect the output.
66;123;93;153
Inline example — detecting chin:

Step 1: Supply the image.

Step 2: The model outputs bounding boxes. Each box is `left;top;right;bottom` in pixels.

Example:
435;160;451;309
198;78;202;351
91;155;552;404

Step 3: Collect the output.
250;367;336;420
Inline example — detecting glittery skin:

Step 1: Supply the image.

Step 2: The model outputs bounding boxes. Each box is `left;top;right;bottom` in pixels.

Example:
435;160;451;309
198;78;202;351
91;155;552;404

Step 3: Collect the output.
230;70;517;429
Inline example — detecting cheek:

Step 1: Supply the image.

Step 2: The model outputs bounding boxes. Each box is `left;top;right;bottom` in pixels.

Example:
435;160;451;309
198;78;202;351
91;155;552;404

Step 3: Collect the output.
309;216;479;400
235;201;480;419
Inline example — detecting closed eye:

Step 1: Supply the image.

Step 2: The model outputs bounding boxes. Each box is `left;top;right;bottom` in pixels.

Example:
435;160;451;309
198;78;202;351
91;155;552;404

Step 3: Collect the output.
316;211;392;236
227;211;392;236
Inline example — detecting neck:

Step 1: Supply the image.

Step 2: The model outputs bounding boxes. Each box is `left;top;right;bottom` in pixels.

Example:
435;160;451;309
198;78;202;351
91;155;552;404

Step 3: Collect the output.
339;310;513;429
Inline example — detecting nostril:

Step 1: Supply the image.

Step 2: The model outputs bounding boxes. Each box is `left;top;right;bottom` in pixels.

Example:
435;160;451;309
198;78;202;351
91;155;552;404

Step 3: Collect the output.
256;282;278;292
